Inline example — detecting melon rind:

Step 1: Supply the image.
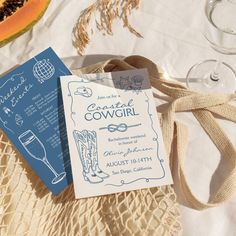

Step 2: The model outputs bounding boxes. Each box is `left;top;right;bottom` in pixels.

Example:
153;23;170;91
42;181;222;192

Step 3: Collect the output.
0;0;51;47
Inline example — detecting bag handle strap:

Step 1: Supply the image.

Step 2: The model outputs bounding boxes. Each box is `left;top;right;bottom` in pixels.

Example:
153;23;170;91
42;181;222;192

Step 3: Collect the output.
78;55;236;210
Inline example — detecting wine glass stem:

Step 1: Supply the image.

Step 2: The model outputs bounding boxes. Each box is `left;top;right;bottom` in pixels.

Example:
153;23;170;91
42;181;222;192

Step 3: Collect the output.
209;60;221;81
43;158;59;177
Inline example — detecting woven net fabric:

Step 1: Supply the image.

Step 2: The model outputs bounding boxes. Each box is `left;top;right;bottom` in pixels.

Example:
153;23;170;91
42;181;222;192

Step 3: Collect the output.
0;124;182;236
0;57;183;235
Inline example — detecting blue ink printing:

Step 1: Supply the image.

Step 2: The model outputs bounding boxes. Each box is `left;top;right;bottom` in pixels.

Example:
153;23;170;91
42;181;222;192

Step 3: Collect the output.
84;99;139;121
0;47;73;195
99;123;141;132
73;130;109;184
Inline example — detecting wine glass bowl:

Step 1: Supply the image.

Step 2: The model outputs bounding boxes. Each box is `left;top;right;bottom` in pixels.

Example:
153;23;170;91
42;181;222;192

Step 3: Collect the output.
18;130;66;185
186;0;236;93
205;0;236;54
18;130;46;161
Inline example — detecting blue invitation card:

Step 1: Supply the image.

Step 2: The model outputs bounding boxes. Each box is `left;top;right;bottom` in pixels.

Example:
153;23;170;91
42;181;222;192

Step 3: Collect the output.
0;48;72;195
61;69;173;198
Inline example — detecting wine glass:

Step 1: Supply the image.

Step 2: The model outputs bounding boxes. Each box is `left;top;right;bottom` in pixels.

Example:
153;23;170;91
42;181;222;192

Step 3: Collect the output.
186;0;236;93
18;130;66;184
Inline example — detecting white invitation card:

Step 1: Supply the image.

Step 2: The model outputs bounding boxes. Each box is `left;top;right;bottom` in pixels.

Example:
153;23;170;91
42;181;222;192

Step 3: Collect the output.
60;69;172;198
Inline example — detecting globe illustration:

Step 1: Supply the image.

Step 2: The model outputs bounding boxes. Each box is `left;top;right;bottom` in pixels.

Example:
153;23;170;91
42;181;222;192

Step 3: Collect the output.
33;59;55;83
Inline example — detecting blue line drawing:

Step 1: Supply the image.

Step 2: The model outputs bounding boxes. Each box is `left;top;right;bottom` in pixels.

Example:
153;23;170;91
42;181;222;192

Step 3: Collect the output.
117;76;131;89
106;91;165;188
105;167;165;187
116;74;144;94
73;130;109;184
33;57;55;84
67;77;116;126
67;80;92;126
3;107;13;117
74;86;92;97
130;75;144;94
18;130;66;184
131;75;144;87
0;117;14;133
0;72;24;88
0;73;25;133
99;123;141;132
68;82;76;126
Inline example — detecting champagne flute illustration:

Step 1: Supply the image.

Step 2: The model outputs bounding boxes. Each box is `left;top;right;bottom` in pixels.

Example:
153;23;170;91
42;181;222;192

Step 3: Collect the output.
18;130;66;184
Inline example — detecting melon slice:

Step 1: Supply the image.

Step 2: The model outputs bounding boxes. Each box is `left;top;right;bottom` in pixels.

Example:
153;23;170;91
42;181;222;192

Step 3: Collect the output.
0;0;51;46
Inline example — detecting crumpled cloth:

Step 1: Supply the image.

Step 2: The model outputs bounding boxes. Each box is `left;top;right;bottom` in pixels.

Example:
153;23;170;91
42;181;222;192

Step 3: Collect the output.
1;1;236;235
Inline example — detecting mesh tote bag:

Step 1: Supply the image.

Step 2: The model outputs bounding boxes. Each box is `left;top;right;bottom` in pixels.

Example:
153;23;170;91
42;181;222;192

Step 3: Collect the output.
0;57;183;236
2;55;236;235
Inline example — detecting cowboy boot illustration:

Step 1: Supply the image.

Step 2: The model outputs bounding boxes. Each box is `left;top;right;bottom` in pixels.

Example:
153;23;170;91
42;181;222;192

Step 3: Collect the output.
88;131;109;179
73;130;103;183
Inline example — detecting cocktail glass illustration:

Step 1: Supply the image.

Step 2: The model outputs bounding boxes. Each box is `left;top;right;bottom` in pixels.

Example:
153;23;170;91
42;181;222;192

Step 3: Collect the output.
18;130;66;184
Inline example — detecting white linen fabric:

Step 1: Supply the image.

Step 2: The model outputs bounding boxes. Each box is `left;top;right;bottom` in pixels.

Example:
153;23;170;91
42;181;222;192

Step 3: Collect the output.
0;0;236;235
